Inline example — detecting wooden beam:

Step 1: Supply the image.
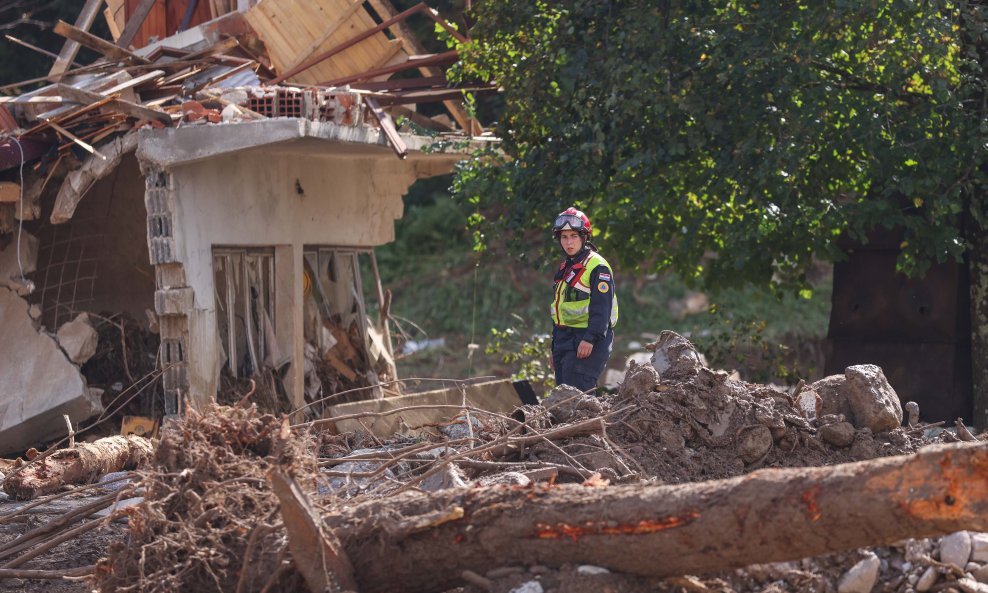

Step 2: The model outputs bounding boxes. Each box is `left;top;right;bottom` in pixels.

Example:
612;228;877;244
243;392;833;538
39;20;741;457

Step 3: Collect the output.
365;0;479;135
5;35;85;69
320;50;457;87
116;0;158;49
365;96;407;159
388;105;453;133
53;83;172;125
45;119;107;160
48;0;103;80
53;20;150;66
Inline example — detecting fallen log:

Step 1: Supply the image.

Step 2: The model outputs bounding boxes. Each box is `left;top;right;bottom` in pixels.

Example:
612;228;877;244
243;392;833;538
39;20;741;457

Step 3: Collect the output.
2;435;152;500
324;442;988;593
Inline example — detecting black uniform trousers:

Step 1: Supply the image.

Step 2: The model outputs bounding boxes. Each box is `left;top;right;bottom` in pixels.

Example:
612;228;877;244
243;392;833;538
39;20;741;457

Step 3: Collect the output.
552;325;613;392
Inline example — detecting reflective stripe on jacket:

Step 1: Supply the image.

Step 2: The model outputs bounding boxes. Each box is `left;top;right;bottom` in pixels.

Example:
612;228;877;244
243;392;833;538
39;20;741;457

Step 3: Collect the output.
550;251;618;330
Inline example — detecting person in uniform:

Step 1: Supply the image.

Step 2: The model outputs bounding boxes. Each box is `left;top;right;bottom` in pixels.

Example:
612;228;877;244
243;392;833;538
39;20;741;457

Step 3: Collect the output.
549;207;618;392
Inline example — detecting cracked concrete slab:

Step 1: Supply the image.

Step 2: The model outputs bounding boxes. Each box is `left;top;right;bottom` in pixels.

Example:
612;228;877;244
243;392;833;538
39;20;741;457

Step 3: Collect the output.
0;288;103;455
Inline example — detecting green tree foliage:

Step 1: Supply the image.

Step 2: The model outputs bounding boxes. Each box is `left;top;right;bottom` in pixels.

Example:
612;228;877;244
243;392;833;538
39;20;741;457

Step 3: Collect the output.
452;0;987;289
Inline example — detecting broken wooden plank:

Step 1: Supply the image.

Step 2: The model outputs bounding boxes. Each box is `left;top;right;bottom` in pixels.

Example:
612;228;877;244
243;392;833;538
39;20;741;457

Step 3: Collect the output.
117;0;158;49
53;83;173;125
324;350;358;382
45;119;107;160
320;50;458;87
53;20;150;66
268;2;428;85
366;0;478;134
5;35;85;69
269;469;358;593
0;182;20;203
48;0;103;79
365;96;408;159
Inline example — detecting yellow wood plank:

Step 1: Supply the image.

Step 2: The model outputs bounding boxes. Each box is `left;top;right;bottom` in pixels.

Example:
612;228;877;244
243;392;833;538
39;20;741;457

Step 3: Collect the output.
246;0;410;85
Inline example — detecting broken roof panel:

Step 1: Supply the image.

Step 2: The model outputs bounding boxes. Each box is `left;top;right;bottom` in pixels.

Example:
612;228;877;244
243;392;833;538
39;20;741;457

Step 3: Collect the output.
244;0;409;87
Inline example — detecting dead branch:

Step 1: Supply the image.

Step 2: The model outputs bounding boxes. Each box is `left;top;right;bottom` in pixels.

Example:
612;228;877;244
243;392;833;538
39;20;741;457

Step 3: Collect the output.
3;435;153;499
0;566;94;579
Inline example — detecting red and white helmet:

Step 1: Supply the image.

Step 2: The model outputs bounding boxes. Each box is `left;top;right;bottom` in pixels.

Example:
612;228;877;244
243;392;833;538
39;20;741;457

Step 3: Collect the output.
552;207;592;238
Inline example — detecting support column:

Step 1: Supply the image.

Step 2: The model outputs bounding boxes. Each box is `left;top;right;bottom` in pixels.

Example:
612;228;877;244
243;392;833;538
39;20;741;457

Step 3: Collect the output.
275;245;305;420
143;165;193;414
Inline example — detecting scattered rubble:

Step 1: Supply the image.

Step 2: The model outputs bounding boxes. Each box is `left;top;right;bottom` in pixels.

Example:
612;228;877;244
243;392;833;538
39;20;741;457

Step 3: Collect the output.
2;329;983;593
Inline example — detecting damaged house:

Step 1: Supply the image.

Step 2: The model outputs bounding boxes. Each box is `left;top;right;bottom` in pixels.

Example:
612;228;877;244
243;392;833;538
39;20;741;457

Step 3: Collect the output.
0;0;497;454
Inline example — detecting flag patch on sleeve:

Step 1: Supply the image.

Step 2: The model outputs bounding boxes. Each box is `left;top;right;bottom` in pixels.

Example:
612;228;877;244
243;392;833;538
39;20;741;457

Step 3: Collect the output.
598;273;611;281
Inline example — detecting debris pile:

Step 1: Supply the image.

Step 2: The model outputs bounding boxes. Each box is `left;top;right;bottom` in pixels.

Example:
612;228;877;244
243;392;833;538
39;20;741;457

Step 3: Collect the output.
2;330;986;593
93;403;316;593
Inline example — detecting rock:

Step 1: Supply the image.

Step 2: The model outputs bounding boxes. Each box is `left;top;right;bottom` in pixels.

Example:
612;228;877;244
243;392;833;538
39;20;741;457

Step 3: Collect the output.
618;361;660;398
648;331;704;381
941;532;973;568
957;578;988;593
475;472;531;488
0;231;39;292
838;553;881;593
509;581;544;593
98;471;134;491
321;449;397;496
542;384;605;423
95;496;144;519
916;566;938;592
972;533;988;562
971;564;988;584
844;365;903;433
905;401;921;427
439;413;484;440
810;374;855;421
737;425;773;464
849;428;878;460
576;565;611;575
56;312;99;365
819;421;856;448
419;464;468;492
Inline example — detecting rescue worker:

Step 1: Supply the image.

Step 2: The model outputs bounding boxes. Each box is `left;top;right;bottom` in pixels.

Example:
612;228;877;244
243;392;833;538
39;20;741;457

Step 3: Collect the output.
549;207;618;392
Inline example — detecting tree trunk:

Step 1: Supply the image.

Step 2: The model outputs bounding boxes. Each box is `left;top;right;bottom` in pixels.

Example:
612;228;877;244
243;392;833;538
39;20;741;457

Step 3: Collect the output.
971;230;988;432
324;442;988;593
2;435;153;500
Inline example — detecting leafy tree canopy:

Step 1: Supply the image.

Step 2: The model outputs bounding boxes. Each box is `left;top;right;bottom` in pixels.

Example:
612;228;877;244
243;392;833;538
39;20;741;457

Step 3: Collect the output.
451;0;987;291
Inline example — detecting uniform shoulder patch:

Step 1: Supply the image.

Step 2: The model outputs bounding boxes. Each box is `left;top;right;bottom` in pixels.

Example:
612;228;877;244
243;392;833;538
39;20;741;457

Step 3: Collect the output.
597;281;610;293
598;272;611;281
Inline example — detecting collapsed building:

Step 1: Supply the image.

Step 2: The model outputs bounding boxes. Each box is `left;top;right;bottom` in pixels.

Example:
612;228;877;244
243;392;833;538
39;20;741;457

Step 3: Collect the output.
0;0;499;454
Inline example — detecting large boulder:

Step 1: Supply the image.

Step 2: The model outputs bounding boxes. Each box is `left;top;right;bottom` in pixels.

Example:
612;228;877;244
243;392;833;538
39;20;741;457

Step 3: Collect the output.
810;365;902;433
844;364;902;433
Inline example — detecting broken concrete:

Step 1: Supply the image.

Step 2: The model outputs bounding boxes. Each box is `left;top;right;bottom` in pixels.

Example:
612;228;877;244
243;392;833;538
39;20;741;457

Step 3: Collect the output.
56;312;99;365
0;288;102;455
648;330;704;381
0;230;38;295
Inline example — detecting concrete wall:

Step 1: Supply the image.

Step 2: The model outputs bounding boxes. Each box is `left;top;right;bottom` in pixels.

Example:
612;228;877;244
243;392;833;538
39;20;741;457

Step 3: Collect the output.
163;145;421;410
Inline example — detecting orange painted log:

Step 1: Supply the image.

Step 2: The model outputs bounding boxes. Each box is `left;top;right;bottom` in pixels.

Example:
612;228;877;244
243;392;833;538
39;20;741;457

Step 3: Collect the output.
326;442;988;593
